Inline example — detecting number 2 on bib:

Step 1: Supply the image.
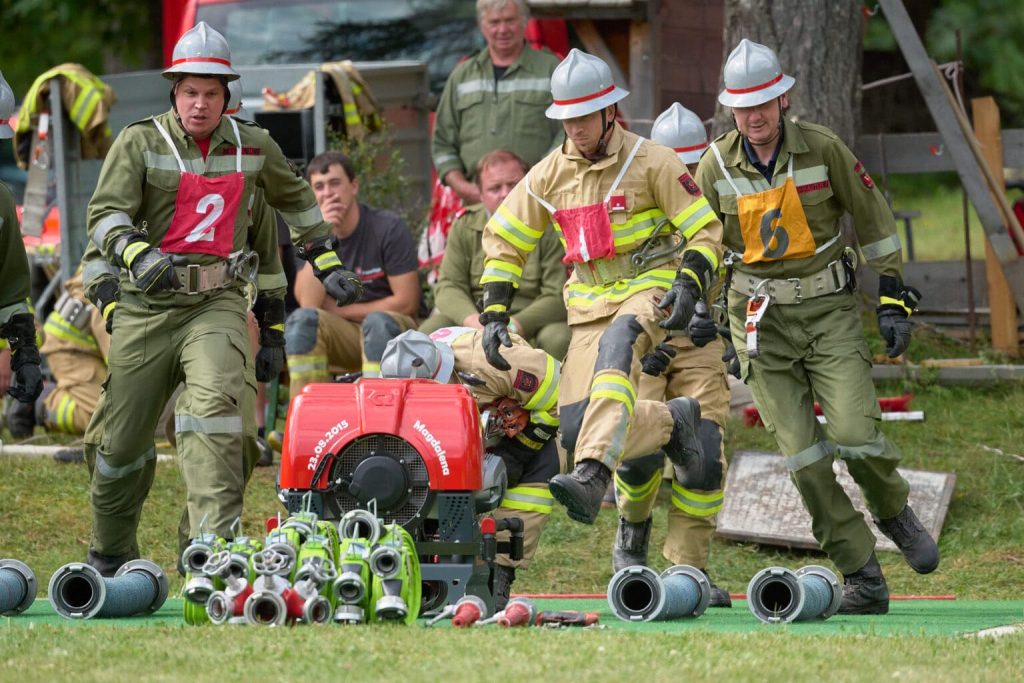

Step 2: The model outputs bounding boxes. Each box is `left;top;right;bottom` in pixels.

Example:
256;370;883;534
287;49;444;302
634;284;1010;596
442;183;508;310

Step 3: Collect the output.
185;193;225;243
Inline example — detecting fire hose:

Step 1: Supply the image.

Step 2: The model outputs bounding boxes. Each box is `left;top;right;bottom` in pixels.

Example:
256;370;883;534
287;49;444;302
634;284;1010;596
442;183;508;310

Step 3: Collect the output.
48;560;168;619
607;565;711;621
0;559;36;615
746;565;842;624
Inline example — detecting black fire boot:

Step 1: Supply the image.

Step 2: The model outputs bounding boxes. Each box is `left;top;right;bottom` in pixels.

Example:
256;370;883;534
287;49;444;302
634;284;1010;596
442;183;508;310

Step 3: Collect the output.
4;396;36;438
662;397;703;468
549;458;612;524
701;569;733;608
838;552;889;615
53;448;85;464
256;436;274;467
86;549;138;578
490;564;516;612
612;516;652;573
874;504;940;574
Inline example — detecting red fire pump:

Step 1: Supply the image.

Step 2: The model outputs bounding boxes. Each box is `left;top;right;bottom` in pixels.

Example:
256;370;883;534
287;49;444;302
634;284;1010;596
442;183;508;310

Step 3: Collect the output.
277;379;518;613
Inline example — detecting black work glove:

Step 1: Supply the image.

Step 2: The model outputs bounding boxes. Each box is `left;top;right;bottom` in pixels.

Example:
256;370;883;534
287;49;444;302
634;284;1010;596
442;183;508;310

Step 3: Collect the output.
298;235;364;306
687;300;717;347
3;313;44;403
658;273;702;331
252;296;286;382
876;275;922;358
641;340;677;376
517;421;557;451
115;235;179;294
480;310;513;371
90;278;120;335
720;337;741;379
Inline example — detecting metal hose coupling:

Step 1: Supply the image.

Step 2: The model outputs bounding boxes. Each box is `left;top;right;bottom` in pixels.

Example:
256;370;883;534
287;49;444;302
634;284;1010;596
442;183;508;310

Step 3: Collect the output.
369;545;401;579
333;603;365;625
746;565;842;624
338;508;382;546
48;559;168;619
451;594;488;628
607;564;710;622
203;551;253;625
0;559;37;615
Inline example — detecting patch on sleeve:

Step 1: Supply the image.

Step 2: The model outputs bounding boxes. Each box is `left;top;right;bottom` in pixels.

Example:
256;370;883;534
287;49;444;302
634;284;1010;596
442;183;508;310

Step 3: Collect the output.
513;370;539;393
678;172;703;197
853;161;875;189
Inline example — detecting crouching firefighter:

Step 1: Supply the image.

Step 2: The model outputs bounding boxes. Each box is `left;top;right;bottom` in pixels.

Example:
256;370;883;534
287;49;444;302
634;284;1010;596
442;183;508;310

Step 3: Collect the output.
380;327;561;610
477;49;725;525
81;22;361;576
694;39;938;615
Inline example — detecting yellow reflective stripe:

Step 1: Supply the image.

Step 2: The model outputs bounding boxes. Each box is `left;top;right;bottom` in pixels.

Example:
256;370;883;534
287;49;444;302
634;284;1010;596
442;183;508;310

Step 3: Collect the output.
880;296;913;316
102;301;117;320
286;355;329;379
488;205;543;252
70;87;101;128
502;486;554;514
483;303;508;314
522;355;559;413
529;409;559;427
269;323;284;332
480;258;523;286
680;268;702;293
566;269;676;307
43;313;99;351
687;244;719;272
611;208;666;247
670;482;723;516
362;361;381;377
53;394;78;433
514;432;544;450
122;242;147;267
671;197;716;239
614;469;660;502
590;374;636;414
343;102;360;126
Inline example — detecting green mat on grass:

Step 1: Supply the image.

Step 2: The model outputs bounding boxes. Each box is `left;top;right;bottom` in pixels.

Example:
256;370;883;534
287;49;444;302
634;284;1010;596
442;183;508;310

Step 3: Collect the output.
7;597;1023;637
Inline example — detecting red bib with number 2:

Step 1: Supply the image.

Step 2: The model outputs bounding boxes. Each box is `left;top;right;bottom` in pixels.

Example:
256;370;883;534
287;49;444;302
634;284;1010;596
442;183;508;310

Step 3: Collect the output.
161;171;243;258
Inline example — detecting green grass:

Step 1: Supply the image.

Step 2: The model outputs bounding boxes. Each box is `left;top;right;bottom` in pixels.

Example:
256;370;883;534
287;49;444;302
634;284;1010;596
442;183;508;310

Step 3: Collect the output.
2;378;1023;681
885;172;1023;262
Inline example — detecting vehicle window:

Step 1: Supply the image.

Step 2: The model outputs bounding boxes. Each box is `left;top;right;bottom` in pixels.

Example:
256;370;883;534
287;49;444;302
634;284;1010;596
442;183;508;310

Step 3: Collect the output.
197;0;482;94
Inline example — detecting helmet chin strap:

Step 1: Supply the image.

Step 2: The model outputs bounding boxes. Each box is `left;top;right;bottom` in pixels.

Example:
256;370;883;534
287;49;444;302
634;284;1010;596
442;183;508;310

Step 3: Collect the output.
593;104;616;159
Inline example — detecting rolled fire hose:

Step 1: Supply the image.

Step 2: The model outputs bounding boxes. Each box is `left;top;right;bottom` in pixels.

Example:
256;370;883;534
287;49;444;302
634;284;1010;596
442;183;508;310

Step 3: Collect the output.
746;565;842;624
48;560;168;619
0;559;37;615
607;564;711;622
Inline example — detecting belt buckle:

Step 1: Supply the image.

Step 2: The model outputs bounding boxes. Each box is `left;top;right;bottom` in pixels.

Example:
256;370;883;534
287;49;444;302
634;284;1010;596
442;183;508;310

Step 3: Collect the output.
185;263;201;295
786;277;803;304
828;258;845;292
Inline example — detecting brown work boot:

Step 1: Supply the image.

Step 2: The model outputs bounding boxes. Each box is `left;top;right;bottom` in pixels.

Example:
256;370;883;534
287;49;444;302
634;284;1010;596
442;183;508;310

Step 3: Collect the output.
874;504;940;574
837;552;889;615
549;459;612;525
611;516;651;573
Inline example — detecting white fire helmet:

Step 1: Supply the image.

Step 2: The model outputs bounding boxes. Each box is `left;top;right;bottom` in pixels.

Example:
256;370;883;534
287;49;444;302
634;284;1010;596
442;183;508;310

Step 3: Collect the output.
162;22;240;81
0;70;15;139
717;38;793;108
380;330;455;383
225;79;242;115
546;48;629;120
651;103;708;165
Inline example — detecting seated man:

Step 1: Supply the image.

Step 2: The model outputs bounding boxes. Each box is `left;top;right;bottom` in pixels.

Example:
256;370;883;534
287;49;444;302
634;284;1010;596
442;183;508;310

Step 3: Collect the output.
380;327;561;610
418;150;569;360
285;151;425;393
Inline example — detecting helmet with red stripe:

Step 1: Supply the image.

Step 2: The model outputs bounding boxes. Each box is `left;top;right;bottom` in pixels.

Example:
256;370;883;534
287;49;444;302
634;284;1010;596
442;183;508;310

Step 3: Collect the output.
545;49;629;120
162;22;240;81
718;39;793;108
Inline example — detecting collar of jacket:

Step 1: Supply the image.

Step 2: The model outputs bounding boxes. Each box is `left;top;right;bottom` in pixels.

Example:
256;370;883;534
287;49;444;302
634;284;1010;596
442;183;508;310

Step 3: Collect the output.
720;117;810;176
162;108;237;152
562;123;642;170
468;42;546;77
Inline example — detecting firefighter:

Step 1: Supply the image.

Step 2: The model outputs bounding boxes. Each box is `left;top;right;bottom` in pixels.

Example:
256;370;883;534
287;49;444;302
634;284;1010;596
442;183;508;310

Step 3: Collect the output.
479;49;724;525
379;327;560;610
0;70;44;408
81;23;361;576
612;103;731;606
694;39;938;614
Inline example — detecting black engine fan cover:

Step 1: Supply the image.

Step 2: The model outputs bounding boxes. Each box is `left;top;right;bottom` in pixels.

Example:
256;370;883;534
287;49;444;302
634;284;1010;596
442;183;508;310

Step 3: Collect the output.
325;433;432;529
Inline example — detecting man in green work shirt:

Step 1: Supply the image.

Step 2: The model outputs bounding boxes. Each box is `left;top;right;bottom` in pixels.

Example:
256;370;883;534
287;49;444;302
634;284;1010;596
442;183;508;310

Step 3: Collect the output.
695;39;938;615
0;70;44;408
82;23;361;576
431;0;562;206
419;149;569;359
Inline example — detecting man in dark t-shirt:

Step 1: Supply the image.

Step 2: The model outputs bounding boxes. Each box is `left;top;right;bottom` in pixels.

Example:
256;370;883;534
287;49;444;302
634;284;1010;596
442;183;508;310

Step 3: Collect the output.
285;152;425;396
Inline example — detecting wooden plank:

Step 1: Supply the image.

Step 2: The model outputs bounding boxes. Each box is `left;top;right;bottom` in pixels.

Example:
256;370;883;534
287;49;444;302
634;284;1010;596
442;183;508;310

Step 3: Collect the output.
571;18;634;122
871;364;1024;384
855;130;1024;176
973;97;1020;356
628;20;655;136
878;0;1024;312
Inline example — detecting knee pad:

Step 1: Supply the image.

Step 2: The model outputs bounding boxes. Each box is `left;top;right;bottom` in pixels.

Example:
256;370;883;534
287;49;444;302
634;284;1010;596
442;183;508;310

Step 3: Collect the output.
677;419;724;491
362;312;402;362
595;315;643;374
616;452;665;486
558;399;588;453
284;308;319;355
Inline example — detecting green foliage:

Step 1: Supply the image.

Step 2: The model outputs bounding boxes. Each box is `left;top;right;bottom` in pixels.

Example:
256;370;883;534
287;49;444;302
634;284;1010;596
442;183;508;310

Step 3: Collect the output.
0;0;155;97
926;0;1024;125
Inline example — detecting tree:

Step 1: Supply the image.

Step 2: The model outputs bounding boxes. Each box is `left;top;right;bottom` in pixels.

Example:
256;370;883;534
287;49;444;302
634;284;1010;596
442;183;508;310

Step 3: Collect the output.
714;0;865;145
